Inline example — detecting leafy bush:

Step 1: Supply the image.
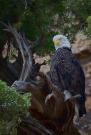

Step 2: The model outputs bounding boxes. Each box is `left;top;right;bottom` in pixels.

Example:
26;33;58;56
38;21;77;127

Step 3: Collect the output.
0;0;91;54
86;16;91;36
0;80;31;135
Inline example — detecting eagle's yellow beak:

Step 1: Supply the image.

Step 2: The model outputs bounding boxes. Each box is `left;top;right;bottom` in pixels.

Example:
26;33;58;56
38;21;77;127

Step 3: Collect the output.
53;39;61;46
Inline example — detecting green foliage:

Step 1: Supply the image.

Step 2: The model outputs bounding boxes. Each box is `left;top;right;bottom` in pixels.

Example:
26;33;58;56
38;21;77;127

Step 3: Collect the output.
0;0;25;45
67;0;91;22
86;16;91;35
0;0;25;23
0;0;91;54
34;32;57;55
0;0;67;51
57;0;91;41
0;80;31;135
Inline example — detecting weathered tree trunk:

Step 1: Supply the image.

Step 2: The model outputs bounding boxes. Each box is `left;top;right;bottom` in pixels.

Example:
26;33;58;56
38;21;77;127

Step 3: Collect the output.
17;115;57;135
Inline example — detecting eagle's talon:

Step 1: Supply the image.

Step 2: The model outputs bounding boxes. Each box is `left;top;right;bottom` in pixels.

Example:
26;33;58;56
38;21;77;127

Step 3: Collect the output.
45;93;54;105
64;90;72;101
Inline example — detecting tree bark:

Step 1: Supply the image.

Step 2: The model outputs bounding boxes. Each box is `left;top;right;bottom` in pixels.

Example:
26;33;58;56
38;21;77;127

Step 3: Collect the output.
17;116;57;135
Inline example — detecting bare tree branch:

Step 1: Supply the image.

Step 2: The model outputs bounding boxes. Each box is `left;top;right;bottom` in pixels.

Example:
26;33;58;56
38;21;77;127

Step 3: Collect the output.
1;23;33;81
19;115;57;135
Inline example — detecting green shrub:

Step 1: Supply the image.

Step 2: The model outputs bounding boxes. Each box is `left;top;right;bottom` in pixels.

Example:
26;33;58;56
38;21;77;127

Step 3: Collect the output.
0;80;31;135
86;16;91;35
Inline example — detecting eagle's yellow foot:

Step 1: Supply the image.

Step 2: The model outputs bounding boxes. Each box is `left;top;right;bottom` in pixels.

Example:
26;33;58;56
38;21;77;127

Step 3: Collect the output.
64;90;72;101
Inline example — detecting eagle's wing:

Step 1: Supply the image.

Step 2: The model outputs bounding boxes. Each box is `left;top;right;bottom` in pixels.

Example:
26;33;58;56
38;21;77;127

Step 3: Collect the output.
49;48;86;116
49;64;66;91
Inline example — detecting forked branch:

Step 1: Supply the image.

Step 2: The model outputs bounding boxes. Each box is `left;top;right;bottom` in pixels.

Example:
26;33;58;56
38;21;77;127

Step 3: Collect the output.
2;23;33;81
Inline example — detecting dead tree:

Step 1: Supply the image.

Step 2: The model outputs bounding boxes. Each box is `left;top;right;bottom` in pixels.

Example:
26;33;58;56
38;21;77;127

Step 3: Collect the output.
2;24;81;135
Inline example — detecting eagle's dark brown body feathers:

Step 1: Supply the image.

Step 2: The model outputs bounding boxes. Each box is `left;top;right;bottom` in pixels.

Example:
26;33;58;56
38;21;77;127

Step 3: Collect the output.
49;47;86;117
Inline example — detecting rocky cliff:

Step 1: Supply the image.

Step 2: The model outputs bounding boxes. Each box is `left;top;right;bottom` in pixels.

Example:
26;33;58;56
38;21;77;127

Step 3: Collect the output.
72;33;91;97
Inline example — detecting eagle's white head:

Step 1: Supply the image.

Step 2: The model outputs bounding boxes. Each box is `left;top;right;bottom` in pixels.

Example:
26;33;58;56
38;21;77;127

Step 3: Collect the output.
53;34;71;50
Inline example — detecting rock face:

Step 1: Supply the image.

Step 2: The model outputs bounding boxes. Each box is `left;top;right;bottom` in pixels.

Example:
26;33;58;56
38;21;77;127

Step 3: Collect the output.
72;33;91;135
72;33;91;97
34;54;50;74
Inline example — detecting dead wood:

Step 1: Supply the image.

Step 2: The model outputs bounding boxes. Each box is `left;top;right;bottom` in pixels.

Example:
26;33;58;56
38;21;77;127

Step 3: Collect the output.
18;115;57;135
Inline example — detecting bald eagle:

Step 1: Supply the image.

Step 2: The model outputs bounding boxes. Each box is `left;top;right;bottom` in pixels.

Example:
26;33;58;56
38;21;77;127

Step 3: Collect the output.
49;34;86;117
